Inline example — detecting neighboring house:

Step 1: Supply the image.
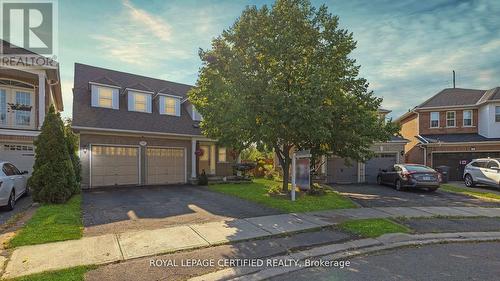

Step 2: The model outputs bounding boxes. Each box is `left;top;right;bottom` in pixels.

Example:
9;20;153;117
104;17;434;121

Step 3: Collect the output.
397;87;500;181
274;109;408;184
0;40;63;174
72;63;236;189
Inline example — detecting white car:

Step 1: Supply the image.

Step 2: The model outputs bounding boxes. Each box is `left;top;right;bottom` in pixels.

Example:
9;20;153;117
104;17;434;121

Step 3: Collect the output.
463;158;500;188
0;161;29;210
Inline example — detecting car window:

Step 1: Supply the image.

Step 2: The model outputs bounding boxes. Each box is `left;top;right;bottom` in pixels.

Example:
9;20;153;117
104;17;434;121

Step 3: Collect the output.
2;164;14;176
404;165;434;172
487;161;499;169
6;163;20;175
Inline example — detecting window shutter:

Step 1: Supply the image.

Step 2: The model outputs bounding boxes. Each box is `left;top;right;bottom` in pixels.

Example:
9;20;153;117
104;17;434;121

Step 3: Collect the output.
112;88;120;109
146;94;152;113
159;96;165;114
91;85;98;107
127;92;134;111
175;99;181;116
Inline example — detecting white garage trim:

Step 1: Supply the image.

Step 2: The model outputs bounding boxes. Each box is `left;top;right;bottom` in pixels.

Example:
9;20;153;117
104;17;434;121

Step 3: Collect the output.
89;143;141;188
145;146;187;184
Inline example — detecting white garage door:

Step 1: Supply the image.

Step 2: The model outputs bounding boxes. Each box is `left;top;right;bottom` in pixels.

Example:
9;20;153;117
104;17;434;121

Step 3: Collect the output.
91;145;139;187
146;147;185;185
0;143;35;174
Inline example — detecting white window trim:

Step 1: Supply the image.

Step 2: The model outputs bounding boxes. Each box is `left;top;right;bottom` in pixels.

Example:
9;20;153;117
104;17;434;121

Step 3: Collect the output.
91;85;119;110
463;110;473;127
446;111;456;127
430;112;439;128
159;95;181;116
128;91;152;113
0;86;35;129
218;147;227;163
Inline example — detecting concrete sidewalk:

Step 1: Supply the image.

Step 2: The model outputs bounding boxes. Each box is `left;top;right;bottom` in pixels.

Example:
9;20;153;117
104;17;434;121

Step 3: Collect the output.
3;206;500;279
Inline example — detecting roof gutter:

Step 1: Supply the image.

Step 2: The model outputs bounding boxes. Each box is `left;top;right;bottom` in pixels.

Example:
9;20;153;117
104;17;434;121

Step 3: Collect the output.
71;125;214;140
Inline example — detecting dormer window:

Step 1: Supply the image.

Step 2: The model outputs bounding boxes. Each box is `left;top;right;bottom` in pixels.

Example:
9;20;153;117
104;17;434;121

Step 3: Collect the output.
159;95;180;116
128;91;152;113
91;84;119;109
192;106;203;121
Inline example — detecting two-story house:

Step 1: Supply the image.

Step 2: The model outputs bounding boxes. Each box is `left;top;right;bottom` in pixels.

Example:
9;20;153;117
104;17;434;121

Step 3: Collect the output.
397;87;500;181
0;40;63;173
72;63;237;189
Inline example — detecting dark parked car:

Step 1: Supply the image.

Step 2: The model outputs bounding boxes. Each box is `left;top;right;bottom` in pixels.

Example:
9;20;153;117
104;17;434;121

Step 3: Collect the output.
377;164;441;192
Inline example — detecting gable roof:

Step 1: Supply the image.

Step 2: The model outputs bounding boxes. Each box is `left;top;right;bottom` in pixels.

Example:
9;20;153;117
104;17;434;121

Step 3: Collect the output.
417;88;486;109
72;63;202;136
477;87;500;104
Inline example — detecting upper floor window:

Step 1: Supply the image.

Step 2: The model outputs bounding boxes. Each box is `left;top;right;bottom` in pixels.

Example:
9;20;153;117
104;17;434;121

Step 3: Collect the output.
159;96;180;116
496;106;500;122
463;110;473;127
218;147;227;162
192;106;203;121
128;91;152;113
0;89;6;124
0;87;34;128
91;85;119;109
430;112;439;128
446;111;456;127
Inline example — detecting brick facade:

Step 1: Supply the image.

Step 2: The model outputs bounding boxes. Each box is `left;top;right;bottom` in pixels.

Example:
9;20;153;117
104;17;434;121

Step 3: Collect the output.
419;109;478;135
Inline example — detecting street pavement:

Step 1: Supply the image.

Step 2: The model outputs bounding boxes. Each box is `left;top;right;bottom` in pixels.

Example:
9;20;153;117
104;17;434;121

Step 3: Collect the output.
270;241;500;281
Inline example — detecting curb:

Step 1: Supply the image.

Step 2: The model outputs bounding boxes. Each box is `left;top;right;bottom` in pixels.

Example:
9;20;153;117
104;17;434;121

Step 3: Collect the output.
189;231;500;281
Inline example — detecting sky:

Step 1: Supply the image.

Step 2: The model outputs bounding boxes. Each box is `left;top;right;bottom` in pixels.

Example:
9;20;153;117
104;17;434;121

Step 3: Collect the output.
56;0;500;119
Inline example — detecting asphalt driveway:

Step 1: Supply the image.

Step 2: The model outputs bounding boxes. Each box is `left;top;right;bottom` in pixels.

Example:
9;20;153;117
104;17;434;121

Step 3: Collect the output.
330;184;500;208
0;195;33;226
82;185;282;236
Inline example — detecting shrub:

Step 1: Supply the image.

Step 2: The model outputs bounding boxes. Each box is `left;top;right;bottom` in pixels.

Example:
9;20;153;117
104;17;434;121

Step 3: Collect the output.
266;182;284;195
307;183;327;196
198;170;209;185
64;119;81;184
29;106;78;203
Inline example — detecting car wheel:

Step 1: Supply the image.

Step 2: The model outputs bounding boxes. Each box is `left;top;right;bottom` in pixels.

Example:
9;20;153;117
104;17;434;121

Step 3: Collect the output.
428;187;438;192
464;174;475;187
6;190;15;211
395;180;403;191
376;176;382;185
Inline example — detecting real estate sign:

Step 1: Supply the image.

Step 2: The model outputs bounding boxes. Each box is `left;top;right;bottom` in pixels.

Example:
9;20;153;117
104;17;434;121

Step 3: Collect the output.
295;158;310;190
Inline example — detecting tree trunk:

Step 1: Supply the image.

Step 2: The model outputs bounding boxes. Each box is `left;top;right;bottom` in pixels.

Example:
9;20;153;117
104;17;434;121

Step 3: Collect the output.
275;144;291;194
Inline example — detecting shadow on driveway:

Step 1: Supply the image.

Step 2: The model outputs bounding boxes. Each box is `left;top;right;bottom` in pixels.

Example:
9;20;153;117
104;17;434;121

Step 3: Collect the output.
329;184;500;208
82;185;282;236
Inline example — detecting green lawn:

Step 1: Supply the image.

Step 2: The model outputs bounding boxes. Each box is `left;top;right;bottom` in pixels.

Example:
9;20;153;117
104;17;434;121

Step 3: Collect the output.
6;265;95;281
339;218;411;238
8;195;83;248
441;184;500;201
208;178;356;213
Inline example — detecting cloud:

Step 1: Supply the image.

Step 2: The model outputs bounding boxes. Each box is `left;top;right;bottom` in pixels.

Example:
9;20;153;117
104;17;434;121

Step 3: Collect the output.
122;0;172;42
91;0;191;66
60;79;73;119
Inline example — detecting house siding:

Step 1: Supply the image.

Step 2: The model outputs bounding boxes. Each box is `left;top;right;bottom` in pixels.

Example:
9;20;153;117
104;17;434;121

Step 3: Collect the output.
419;109;478;135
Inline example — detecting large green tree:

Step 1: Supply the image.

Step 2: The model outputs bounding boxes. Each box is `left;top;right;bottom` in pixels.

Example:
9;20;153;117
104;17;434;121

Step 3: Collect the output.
189;0;398;192
29;106;78;203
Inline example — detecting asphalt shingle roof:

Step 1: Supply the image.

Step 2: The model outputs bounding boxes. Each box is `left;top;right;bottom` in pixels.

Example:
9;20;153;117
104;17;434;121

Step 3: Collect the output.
72;63;202;136
417;88;486;108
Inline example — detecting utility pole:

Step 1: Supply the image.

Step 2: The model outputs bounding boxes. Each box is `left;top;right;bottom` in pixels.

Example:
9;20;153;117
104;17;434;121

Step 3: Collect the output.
452;70;456;88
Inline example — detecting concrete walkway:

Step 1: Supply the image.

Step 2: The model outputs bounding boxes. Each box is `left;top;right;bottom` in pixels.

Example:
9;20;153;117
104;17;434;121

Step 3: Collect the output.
3;206;500;279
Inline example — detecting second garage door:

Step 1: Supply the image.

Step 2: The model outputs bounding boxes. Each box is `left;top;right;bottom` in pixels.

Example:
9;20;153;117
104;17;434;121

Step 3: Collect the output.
146;147;186;185
327;157;358;184
365;153;398;184
91;145;139;187
433;152;500;181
